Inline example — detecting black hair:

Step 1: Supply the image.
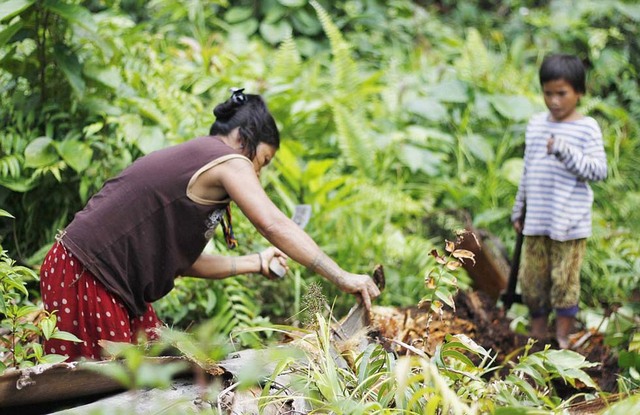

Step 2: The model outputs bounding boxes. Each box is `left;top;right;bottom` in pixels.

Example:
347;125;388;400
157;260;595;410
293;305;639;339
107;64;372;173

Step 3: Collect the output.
539;54;586;94
209;90;280;159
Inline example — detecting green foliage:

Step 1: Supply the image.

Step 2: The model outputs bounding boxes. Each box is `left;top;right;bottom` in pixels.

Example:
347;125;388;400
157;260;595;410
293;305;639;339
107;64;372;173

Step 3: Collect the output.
601;393;640;415
154;270;270;348
0;241;80;372
1;2;640;405
421;231;476;316
253;315;601;414
87;339;188;390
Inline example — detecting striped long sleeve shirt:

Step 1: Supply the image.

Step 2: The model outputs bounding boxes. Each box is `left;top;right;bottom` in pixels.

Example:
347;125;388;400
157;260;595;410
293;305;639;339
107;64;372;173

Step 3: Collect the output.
511;112;608;241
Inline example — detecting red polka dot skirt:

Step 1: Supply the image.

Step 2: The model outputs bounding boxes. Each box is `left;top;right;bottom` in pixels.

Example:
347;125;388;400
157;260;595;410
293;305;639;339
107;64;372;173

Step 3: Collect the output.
40;241;163;361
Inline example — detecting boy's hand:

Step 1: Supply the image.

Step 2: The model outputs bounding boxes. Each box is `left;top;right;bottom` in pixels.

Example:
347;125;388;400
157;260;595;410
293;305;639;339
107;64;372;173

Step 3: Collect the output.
546;134;555;154
513;220;523;234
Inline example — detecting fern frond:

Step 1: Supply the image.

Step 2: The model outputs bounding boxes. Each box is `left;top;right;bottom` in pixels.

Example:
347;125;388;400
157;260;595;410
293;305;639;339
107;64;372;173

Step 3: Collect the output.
351;180;425;217
220;277;263;346
455;27;492;87
310;0;358;96
331;101;375;177
272;33;302;79
0;154;23;178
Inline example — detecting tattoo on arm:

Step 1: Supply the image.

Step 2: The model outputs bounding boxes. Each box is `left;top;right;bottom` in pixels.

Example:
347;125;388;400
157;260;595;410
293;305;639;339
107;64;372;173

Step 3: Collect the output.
309;254;341;282
308;254;322;273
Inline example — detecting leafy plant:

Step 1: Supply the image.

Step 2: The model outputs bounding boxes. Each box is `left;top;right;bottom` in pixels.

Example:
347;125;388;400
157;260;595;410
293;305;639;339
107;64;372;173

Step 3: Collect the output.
254;314;601;414
0;226;80;372
422;230;476;316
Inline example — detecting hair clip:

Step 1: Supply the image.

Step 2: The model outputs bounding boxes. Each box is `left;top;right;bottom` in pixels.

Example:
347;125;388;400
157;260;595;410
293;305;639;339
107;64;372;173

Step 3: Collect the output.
230;87;246;105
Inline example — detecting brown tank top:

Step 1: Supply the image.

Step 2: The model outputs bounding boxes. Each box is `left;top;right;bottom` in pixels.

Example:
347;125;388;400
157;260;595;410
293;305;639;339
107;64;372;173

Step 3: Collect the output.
62;136;249;316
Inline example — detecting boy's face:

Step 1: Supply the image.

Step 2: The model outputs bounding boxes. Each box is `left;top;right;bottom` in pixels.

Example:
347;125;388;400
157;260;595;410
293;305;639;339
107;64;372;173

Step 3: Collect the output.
542;79;582;122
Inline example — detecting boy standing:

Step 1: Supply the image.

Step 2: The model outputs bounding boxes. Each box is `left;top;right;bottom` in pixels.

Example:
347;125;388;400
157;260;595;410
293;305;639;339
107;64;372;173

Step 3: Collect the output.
511;54;608;349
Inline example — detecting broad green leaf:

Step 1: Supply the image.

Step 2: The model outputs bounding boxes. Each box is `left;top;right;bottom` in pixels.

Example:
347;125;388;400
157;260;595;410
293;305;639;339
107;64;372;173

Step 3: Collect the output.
291;8;322;36
513;364;546;387
407;126;455;146
15;305;40;318
473;93;494;120
229;18;259;37
278;0;306;6
40;354;70;364
263;3;287;23
56;140;93;173
43;0;96;32
429;80;468;103
118;114;143;146
224;6;253;23
435;288;455;308
544;349;598;369
83;122;104;138
136;361;188;389
601;393;640;415
50;330;83;343
40;313;57;340
83;64;123;90
441;348;475;368
489;95;536;121
24;137;58;168
473;208;510;227
13;264;37;279
449;334;488;355
465;133;494;163
399;144;442;176
0;209;14;218
259;20;292;45
615;3;640;21
136;126;166;155
81;97;122;116
52;43;85;98
405;97;448;122
0;20;22;48
0;0;34;22
87;361;132;388
501;157;524;186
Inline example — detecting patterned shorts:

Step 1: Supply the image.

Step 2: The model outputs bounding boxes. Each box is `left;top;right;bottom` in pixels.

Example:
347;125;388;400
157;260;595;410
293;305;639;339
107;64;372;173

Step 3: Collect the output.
519;235;586;318
40;242;163;361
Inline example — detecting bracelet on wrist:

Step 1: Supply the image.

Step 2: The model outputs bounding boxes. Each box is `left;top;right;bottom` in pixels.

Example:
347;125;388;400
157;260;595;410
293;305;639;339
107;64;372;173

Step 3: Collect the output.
257;252;264;274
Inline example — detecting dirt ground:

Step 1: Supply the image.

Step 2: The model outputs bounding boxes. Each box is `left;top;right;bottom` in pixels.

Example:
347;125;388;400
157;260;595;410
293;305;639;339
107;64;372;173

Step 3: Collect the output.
370;290;620;405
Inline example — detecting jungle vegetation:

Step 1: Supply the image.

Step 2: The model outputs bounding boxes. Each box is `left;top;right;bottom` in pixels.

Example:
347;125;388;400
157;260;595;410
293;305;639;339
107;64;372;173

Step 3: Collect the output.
1;0;639;413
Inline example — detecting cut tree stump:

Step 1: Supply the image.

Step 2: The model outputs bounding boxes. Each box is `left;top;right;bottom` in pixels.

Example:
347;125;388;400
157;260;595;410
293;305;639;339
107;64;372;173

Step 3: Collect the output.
457;226;510;303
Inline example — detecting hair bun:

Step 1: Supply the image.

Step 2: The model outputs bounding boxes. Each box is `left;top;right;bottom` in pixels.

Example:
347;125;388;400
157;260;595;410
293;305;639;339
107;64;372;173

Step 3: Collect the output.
213;87;247;121
213;102;235;120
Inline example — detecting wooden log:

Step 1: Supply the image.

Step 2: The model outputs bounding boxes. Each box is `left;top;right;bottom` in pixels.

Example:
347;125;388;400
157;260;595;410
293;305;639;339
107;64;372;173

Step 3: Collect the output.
0;357;192;410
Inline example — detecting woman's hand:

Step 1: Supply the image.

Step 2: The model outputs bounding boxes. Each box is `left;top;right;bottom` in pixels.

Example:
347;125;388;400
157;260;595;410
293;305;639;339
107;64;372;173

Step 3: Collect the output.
257;246;289;279
335;273;381;312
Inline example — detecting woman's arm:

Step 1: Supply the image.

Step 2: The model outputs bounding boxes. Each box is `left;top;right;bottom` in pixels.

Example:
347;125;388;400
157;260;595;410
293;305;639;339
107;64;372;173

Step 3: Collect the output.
211;159;380;309
185;247;288;280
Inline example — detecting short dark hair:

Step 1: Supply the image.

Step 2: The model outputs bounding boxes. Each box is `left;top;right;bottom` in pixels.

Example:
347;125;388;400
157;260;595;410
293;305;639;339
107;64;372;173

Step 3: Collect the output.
539;54;586;94
209;93;280;159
